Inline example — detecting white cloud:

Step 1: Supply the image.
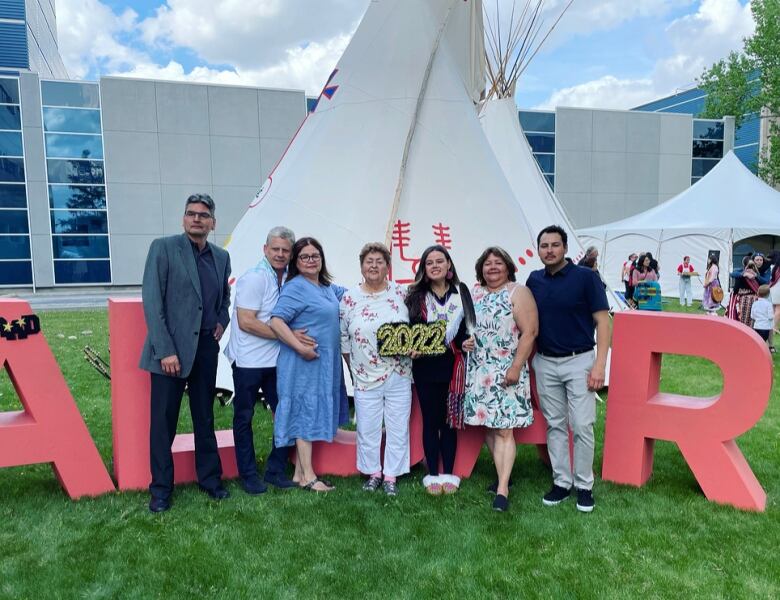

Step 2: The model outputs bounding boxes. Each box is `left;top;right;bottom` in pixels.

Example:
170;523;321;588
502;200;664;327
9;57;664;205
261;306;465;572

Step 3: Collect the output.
57;0;145;79
110;33;352;94
57;0;364;95
539;75;656;109
536;0;755;109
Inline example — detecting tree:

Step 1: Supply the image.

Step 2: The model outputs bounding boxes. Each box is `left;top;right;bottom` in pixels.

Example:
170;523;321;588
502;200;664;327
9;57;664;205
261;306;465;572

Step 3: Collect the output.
698;0;780;186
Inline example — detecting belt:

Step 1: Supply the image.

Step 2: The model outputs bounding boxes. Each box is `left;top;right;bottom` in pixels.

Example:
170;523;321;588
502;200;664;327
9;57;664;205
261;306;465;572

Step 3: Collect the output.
537;348;593;358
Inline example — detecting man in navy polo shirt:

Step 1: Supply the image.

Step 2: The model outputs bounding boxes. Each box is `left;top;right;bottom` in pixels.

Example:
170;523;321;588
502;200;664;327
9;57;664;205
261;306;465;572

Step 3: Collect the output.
526;225;610;512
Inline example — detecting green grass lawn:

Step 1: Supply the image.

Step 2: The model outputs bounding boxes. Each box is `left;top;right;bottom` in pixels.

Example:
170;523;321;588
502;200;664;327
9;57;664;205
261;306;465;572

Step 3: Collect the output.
0;302;778;598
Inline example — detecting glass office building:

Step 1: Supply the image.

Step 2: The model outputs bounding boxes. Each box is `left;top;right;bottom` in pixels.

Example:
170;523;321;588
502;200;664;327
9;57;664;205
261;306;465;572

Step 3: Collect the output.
0;76;32;285
634;81;760;175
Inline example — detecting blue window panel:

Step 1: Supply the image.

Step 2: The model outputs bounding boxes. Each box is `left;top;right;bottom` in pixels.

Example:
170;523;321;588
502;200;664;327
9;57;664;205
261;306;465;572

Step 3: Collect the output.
45;134;104;159
544;174;554;189
0;260;32;285
0;183;25;207
735;115;761;147
52;234;109;258
634;89;707;113
0;105;21;129
54;260;111;284
48;184;106;209
51;210;108;234
0;131;23;156
692;120;723;140
525;133;555;153
691;177;701;186
692;140;723;158
41;81;100;109
519;111;555;133
692;158;719;178
734;145;759;173
533;153;555;173
46;159;104;184
0;23;28;71
43;107;102;134
0;1;25;20
306;97;318;112
0;157;24;181
0;208;28;233
0;234;30;258
0;77;20;104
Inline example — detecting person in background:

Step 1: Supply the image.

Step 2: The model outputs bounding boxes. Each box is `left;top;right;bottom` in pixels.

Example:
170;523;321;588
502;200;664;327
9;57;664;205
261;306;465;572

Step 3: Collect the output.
340;243;412;497
676;256;697;307
621;253;637;305
463;247;538;512
269;237;348;493
632;254;658;287
578;246;598;270
750;285;774;351
405;245;474;495
727;257;760;325
767;251;780;352
702;254;722;315
224;226;309;495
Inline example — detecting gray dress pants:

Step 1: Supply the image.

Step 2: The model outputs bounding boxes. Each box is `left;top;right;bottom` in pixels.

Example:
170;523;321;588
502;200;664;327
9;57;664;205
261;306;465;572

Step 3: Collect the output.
532;350;596;491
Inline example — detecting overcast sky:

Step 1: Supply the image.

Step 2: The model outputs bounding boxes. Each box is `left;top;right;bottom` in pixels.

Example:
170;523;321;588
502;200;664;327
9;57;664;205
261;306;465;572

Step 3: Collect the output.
57;0;755;110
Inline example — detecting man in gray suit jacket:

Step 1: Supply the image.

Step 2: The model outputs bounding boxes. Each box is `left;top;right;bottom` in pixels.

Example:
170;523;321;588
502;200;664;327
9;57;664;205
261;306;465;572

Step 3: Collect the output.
140;193;232;513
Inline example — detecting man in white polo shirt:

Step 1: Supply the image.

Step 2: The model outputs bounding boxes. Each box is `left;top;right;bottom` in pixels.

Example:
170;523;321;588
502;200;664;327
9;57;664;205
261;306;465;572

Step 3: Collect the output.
225;226;314;494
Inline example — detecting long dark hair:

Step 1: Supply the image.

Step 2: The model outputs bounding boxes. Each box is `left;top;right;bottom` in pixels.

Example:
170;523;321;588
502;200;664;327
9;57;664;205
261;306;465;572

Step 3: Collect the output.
286;237;333;285
405;245;460;322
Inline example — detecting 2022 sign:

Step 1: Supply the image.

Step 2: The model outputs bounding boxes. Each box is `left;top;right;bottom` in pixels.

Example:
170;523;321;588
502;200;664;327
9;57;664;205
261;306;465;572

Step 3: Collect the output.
376;321;446;356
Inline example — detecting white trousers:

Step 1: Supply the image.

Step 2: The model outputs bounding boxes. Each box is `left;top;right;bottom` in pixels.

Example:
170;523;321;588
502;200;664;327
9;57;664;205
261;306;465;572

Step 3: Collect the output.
354;372;412;477
679;277;693;306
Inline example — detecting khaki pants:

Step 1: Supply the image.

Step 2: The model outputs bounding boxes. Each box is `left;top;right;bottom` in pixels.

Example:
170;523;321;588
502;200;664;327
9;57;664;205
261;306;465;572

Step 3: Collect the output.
532;351;596;491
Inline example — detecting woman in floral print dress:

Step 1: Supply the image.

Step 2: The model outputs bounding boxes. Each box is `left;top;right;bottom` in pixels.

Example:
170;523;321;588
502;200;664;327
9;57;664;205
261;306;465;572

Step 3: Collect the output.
464;247;538;512
340;243;412;496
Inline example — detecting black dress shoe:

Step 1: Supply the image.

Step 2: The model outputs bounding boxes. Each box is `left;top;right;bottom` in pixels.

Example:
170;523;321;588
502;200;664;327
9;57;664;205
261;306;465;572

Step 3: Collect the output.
264;475;299;489
241;478;268;495
492;494;509;512
149;497;171;513
201;485;230;500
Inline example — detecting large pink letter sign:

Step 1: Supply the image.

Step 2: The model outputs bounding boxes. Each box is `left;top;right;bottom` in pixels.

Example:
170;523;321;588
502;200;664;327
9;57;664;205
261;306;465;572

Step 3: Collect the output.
602;311;771;511
109;299;238;490
0;299;114;498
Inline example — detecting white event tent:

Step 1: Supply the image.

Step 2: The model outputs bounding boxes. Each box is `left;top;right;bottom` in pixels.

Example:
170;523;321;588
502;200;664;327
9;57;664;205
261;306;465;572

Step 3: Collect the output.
577;151;780;300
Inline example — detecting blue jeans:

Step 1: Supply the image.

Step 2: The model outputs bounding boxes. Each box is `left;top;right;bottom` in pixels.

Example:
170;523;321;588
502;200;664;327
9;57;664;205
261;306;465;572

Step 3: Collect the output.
231;364;290;481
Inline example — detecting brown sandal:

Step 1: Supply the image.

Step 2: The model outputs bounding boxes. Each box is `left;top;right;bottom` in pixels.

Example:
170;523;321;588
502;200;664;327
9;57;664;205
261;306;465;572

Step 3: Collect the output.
300;477;334;492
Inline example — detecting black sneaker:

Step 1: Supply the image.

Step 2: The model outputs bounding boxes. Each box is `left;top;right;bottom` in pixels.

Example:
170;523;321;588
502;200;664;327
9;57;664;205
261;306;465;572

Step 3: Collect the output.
492;494;509;512
486;478;514;494
542;484;572;506
241;478;267;496
576;488;595;513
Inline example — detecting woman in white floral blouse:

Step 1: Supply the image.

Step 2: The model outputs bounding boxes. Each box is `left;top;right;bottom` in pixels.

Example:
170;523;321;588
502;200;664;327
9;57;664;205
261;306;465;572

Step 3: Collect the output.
464;247;538;512
339;243;412;496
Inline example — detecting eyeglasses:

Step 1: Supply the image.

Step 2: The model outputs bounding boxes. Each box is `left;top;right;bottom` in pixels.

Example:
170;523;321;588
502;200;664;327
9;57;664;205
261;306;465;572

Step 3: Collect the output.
298;253;322;263
185;210;213;220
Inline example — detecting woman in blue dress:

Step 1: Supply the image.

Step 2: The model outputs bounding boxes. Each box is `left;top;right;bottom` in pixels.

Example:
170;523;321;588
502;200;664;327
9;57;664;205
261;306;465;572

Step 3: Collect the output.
270;237;348;492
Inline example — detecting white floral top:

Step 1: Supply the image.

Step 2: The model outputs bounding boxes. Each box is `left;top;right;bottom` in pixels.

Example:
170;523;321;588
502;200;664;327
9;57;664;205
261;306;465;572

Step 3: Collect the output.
339;282;412;391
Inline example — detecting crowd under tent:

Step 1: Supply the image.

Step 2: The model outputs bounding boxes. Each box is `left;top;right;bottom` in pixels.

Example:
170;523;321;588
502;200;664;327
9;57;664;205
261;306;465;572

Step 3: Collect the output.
577;151;780;301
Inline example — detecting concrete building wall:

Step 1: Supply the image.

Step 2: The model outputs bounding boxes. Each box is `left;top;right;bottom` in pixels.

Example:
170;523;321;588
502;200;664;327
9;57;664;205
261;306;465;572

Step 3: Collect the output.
18;72;55;287
555;107;692;228
100;77;306;286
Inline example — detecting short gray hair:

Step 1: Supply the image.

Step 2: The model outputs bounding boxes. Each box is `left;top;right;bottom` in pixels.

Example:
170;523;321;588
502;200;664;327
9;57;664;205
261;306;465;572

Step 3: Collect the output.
266;226;295;245
585;246;598;256
185;193;215;216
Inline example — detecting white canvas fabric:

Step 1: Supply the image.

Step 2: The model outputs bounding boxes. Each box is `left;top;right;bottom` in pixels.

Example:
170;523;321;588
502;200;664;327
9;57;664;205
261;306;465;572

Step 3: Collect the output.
578;151;780;300
216;0;609;391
